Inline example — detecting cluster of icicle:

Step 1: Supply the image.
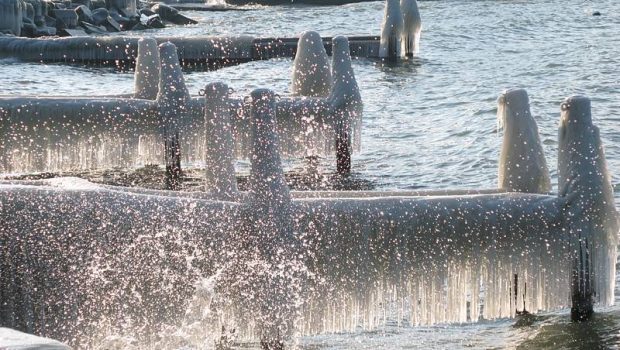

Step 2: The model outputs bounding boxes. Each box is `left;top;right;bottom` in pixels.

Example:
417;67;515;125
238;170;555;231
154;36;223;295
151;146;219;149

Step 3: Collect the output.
379;0;421;58
0;85;617;347
0;35;362;174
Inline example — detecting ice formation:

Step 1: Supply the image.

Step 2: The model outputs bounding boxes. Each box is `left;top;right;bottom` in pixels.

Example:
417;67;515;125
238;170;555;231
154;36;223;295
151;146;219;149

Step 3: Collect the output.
291;31;332;97
400;0;421;57
497;88;551;193
0;89;617;347
379;0;403;59
0;327;70;349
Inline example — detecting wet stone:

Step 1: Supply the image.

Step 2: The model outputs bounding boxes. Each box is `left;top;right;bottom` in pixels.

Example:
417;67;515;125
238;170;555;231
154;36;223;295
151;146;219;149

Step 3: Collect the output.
74;4;92;23
90;7;107;24
53;8;78;28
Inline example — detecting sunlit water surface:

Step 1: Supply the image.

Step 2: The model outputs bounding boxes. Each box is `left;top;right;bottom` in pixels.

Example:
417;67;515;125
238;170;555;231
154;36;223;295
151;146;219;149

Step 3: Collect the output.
1;0;620;348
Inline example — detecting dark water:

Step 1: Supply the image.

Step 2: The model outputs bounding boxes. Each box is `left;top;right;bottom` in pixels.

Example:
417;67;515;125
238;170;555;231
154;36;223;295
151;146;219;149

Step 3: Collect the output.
1;0;620;348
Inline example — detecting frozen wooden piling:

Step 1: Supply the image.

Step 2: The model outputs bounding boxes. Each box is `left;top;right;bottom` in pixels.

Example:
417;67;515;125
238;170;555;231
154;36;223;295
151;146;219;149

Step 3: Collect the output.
157;42;190;190
557;95;618;321
203;82;238;200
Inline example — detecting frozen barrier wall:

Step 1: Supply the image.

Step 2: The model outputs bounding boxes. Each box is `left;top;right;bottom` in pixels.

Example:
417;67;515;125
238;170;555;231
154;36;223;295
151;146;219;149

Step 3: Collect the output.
0;95;617;345
0;180;577;344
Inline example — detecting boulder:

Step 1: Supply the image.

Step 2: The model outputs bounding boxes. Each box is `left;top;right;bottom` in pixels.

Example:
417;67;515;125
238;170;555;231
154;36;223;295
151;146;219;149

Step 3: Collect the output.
90;7;107;24
74;4;92;23
80;20;107;34
53;8;78;28
151;3;196;25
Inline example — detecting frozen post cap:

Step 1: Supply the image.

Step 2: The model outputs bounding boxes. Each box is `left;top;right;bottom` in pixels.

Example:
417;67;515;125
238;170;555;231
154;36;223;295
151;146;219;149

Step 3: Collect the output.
560;95;593;127
204;82;238;200
497;88;550;193
134;37;160;100
379;0;403;59
329;36;362;109
400;0;422;57
248;88;290;206
0;0;24;36
291;31;332;97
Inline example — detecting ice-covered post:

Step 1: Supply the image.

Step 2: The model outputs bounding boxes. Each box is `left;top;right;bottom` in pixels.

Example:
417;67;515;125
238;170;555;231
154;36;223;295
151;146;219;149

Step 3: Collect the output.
400;0;421;57
204;82;238;200
379;0;403;59
329;36;363;176
291;31;332;97
157;42;190;190
134;37;160;100
557;95;618;321
497;88;551;193
248;88;299;349
249;88;290;209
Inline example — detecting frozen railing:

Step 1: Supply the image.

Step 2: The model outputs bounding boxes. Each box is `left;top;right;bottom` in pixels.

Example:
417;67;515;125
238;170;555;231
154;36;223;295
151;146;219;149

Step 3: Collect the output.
0;38;363;183
0;84;616;346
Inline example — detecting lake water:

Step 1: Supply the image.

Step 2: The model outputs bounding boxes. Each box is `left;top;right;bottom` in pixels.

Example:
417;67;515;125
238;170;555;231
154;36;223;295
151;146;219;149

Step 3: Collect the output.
1;0;620;348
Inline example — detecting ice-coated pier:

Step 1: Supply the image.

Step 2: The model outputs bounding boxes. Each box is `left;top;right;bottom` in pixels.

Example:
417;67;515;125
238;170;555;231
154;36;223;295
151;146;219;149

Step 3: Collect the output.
0;83;617;346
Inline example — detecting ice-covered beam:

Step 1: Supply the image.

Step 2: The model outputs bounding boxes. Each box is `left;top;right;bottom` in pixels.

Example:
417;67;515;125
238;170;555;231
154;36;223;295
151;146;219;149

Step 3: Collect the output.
497;88;550;193
557;95;618;321
0;97;158;172
0;35;381;67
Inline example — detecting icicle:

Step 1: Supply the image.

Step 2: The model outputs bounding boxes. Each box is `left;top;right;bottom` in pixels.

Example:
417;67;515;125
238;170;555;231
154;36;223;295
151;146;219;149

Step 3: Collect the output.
379;0;403;59
134;37;160;100
203;82;238;200
557;95;618;320
400;0;421;57
497;88;551;193
291;31;332;97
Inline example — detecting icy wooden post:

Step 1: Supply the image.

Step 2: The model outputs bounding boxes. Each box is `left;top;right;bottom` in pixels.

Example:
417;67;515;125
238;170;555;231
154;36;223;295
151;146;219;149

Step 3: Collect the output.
204;82;238;200
249;88;296;350
249;88;290;207
329;36;363;175
157;42;190;190
379;0;403;59
497;88;551;193
134;38;160;100
291;31;332;97
400;0;421;57
557;95;618;321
